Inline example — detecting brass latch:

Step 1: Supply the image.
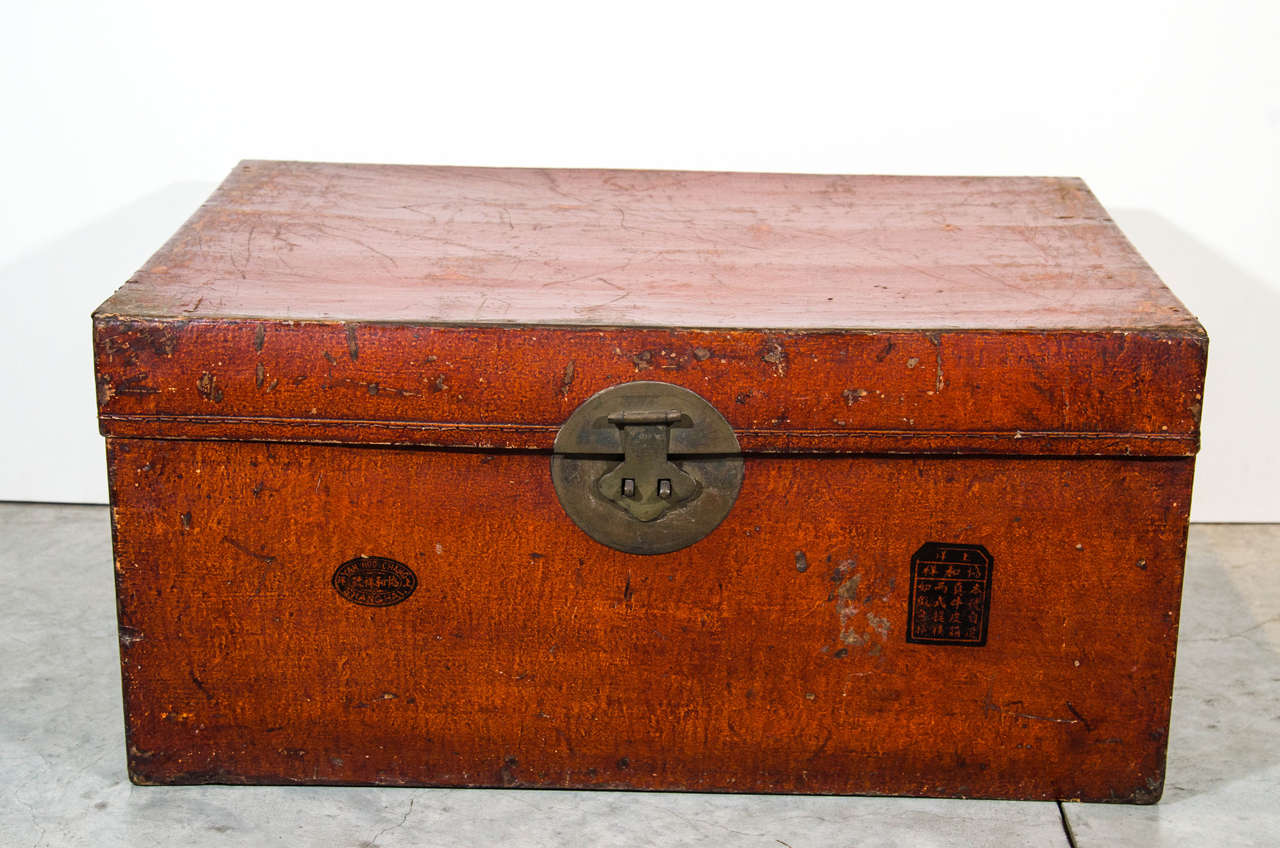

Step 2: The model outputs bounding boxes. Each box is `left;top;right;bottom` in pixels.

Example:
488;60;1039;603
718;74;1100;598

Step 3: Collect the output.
600;409;698;522
552;382;743;555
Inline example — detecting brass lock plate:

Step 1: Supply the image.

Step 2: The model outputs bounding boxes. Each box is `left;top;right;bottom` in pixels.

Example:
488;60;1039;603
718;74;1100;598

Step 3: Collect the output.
551;381;743;555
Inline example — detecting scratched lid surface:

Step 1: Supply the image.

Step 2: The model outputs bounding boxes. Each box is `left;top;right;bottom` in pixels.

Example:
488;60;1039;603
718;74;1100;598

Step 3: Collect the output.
98;160;1201;331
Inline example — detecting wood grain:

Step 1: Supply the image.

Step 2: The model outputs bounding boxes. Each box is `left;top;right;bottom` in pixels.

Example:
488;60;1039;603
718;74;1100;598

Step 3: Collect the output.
109;437;1193;801
94;321;1205;455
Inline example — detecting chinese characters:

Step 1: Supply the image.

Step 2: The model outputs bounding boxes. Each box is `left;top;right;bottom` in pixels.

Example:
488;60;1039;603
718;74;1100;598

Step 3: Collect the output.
907;543;992;646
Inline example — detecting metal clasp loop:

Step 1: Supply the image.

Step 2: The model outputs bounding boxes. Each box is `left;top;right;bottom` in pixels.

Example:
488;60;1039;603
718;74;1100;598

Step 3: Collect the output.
599;410;699;521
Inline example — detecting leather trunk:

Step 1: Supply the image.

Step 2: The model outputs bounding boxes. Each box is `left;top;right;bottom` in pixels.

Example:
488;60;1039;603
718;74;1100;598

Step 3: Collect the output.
93;161;1207;802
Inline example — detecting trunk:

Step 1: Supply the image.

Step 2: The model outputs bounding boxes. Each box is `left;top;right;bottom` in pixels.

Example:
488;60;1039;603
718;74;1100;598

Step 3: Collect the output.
94;161;1206;802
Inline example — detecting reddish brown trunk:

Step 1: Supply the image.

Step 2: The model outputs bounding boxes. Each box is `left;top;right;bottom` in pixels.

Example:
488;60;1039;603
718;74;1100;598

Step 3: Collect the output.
95;162;1205;802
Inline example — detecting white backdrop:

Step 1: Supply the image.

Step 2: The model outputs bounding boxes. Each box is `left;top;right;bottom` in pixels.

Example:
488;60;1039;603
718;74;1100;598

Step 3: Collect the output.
2;1;1276;520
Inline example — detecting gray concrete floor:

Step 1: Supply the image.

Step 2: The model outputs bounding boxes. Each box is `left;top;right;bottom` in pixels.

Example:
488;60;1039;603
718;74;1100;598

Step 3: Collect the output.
1;503;1276;847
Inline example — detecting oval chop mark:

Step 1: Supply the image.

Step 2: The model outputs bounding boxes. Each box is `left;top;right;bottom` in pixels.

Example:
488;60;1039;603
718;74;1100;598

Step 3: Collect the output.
332;556;417;607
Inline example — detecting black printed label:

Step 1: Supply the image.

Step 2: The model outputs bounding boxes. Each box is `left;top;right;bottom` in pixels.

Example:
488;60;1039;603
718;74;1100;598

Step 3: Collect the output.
332;556;417;607
907;542;992;646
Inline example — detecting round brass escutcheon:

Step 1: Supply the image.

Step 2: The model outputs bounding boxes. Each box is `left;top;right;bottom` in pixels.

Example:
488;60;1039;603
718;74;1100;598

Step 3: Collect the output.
551;381;743;555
